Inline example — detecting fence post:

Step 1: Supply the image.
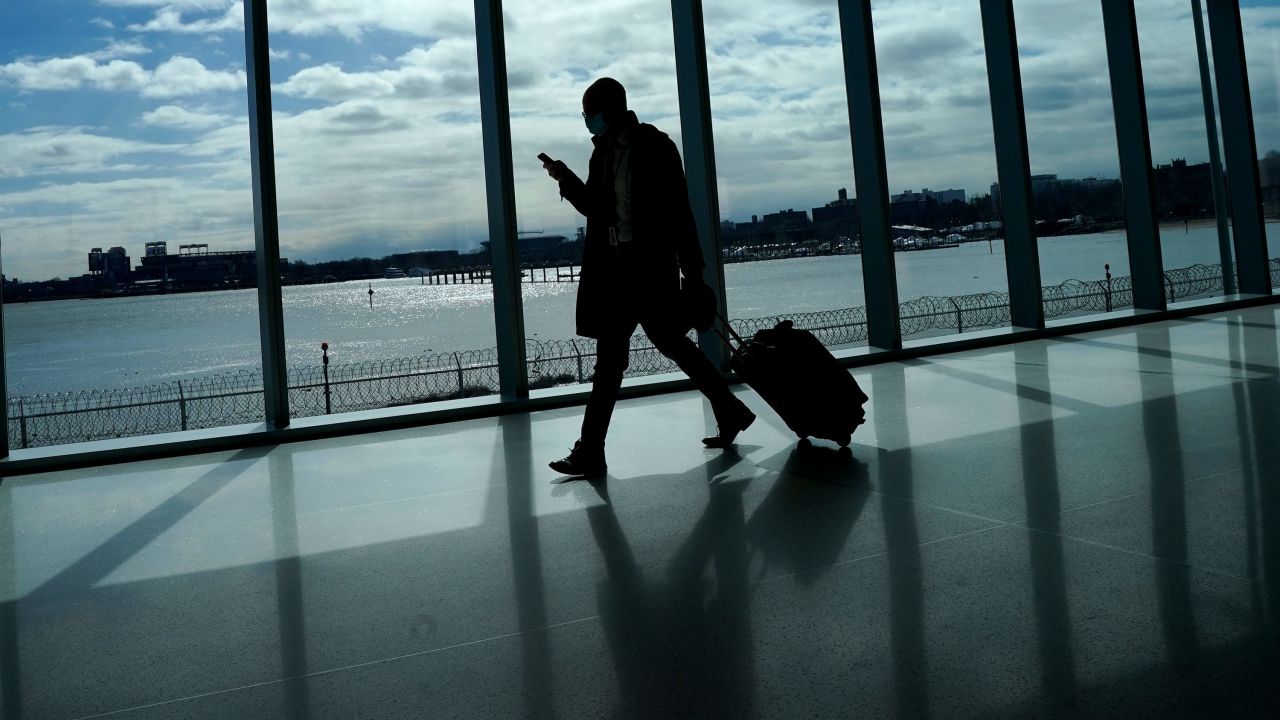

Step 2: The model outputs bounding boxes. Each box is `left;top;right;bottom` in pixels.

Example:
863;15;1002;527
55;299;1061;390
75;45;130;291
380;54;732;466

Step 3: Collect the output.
17;398;27;450
571;340;585;383
1105;264;1113;312
453;352;465;397
175;381;188;431
950;298;964;335
321;342;332;415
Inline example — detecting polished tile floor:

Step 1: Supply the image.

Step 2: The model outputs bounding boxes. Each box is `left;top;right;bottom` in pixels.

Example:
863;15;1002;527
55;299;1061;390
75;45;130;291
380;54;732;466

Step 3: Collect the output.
3;307;1280;719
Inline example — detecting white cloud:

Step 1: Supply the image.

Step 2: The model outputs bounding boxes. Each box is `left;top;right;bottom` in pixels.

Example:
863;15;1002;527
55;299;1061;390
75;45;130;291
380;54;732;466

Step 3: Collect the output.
0;53;244;98
89;17;116;30
274;39;479;101
0;127;163;179
127;5;242;33
117;0;472;40
96;0;232;9
269;48;291;61
0;175;256;280
0;56;150;92
277;63;397;101
268;0;472;40
146;56;245;96
85;40;151;61
141;104;233;129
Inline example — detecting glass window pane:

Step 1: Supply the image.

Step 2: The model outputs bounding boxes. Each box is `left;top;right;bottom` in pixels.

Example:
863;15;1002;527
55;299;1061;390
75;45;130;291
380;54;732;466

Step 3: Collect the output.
1;2;261;448
705;0;868;351
503;0;686;389
1136;0;1234;302
1240;1;1280;260
1015;1;1133;320
874;0;1009;340
267;3;497;418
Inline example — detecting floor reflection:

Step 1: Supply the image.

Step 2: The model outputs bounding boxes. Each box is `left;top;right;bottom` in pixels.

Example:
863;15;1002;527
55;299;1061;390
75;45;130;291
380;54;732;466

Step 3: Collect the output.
269;448;311;720
585;466;755;718
499;414;557;720
576;444;870;720
1136;326;1201;664
1228;318;1266;621
1;486;19;720
872;365;933;720
1238;316;1280;627
1014;344;1079;709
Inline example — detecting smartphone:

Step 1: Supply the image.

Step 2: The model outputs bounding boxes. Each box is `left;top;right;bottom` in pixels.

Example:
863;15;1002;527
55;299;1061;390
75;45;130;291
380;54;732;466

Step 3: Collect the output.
538;153;553;165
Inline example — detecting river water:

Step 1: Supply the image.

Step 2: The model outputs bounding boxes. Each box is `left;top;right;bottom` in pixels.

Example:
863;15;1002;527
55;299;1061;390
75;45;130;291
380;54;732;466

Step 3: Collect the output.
4;223;1268;397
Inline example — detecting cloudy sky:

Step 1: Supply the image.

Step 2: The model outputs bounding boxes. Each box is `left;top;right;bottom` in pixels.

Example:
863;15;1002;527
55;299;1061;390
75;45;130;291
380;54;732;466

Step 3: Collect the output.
1;0;1277;281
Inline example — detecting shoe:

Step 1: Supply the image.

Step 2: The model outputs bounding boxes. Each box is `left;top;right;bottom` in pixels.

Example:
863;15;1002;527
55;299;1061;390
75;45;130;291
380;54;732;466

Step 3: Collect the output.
548;440;607;477
703;403;756;449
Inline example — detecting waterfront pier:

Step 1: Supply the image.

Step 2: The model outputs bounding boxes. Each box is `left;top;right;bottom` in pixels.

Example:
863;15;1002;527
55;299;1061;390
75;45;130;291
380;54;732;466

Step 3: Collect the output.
422;265;579;285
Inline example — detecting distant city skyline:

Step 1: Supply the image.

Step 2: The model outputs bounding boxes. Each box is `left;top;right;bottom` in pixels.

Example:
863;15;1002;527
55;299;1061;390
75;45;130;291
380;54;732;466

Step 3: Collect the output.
11;153;1254;285
1;0;1277;280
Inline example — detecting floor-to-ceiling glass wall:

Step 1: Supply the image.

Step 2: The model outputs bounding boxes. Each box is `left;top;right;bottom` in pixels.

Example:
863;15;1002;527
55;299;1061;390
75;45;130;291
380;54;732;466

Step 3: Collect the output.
267;2;497;417
704;0;869;351
1240;0;1280;260
502;0;685;389
1135;0;1235;301
1013;1;1132;320
0;1;262;448
872;0;1010;341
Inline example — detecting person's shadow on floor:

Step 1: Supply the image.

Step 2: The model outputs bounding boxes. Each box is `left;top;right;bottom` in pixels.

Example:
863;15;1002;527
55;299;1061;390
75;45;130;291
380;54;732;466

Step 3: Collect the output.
558;444;869;718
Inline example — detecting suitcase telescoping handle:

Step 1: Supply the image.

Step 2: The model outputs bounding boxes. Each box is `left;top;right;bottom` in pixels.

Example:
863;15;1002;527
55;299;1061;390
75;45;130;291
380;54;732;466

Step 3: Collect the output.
706;311;749;361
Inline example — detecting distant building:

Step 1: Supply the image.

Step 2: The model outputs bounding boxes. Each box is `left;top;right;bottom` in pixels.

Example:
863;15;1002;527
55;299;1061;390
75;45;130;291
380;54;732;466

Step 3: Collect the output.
1030;174;1060;193
1260;151;1280;191
134;243;258;288
811;188;859;239
992;175;1058;206
386;249;462;271
720;218;762;246
993;173;1124;223
87;246;131;284
1152;158;1214;218
481;235;579;265
892;188;965;205
761;209;810;229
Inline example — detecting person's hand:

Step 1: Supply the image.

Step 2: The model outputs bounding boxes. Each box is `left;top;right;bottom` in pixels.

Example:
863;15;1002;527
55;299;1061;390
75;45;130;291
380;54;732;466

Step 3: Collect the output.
681;271;707;290
543;159;569;182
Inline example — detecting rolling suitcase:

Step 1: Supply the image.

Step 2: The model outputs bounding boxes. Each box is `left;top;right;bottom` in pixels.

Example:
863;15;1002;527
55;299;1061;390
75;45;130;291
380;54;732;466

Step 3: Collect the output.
713;318;868;447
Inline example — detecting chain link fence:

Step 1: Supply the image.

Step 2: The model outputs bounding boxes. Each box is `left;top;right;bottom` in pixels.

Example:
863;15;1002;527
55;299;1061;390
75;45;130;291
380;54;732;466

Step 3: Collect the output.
8;259;1278;448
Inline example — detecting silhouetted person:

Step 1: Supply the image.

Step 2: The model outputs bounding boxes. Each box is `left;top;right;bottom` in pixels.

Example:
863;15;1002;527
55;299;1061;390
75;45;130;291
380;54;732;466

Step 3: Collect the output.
543;78;754;477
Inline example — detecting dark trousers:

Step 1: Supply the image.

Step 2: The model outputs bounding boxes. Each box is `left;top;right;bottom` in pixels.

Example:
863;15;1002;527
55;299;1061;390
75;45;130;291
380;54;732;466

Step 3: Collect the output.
581;318;737;447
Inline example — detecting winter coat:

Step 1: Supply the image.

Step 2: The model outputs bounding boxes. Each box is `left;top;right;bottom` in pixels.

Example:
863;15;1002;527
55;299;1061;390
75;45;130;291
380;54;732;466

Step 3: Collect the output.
558;112;705;339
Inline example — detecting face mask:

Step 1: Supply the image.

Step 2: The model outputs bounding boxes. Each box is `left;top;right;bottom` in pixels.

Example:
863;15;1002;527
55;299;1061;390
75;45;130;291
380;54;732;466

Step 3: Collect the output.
584;113;608;137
